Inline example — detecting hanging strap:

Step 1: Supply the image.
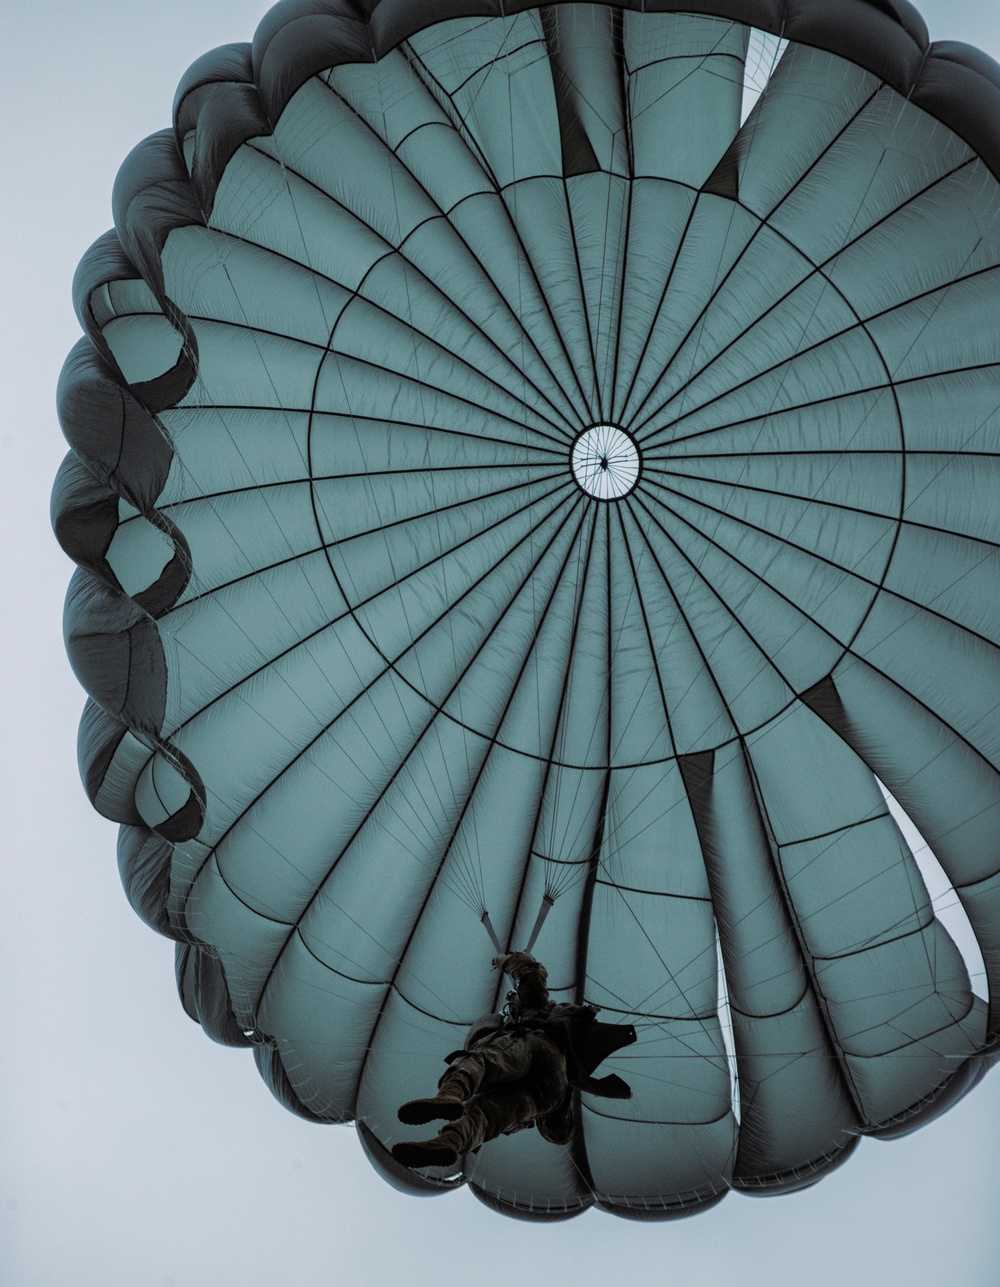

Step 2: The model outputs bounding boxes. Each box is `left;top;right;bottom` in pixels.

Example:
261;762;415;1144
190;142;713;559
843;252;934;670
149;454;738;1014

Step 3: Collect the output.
524;893;554;953
480;909;503;954
481;893;554;958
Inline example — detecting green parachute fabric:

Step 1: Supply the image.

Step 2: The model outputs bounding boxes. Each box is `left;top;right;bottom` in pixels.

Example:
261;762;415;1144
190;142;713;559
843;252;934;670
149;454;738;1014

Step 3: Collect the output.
54;0;1000;1220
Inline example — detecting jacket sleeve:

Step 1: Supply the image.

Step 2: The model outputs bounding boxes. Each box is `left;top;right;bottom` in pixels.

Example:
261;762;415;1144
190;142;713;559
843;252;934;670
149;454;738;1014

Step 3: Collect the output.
497;951;551;1012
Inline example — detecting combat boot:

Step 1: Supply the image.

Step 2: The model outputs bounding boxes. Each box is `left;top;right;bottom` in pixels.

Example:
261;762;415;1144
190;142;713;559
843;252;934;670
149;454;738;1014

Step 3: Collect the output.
390;1138;459;1169
391;1121;467;1170
396;1070;471;1125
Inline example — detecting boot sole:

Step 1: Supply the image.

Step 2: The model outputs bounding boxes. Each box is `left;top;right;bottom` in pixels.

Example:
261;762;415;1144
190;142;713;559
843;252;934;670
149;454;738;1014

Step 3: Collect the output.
397;1099;465;1125
391;1141;459;1169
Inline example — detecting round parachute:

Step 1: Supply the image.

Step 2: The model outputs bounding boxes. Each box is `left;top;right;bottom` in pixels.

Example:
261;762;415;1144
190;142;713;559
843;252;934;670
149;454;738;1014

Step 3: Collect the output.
54;0;1000;1219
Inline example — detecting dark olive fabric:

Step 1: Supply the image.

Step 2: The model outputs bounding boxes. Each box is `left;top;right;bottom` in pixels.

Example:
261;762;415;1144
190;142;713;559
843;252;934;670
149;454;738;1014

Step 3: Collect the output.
55;0;1000;1219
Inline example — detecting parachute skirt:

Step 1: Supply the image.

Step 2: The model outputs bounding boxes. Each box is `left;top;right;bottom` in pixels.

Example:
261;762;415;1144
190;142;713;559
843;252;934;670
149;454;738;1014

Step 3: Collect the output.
54;0;1000;1219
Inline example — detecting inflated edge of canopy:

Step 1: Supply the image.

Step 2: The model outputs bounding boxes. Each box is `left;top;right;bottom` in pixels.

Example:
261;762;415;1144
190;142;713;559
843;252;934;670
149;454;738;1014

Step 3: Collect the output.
51;0;1000;1214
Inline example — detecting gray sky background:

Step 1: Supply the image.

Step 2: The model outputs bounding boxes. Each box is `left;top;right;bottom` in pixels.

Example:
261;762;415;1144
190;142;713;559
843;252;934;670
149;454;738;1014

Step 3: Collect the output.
3;3;999;1284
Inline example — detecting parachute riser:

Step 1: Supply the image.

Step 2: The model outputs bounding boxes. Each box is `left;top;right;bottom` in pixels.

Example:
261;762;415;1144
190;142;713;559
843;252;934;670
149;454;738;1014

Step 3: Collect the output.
480;892;555;968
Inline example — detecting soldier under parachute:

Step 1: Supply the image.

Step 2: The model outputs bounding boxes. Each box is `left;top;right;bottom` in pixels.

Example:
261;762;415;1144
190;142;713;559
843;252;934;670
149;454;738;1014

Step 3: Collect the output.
391;951;637;1169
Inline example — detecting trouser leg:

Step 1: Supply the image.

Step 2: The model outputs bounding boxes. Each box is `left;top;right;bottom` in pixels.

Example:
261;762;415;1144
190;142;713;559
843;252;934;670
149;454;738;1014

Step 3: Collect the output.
435;1064;476;1101
394;1035;569;1167
438;1082;543;1154
443;1033;533;1098
436;1037;568;1154
400;1034;535;1128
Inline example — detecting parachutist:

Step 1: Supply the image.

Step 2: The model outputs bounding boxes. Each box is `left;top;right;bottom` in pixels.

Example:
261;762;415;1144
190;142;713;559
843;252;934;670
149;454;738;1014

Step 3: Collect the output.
391;952;636;1170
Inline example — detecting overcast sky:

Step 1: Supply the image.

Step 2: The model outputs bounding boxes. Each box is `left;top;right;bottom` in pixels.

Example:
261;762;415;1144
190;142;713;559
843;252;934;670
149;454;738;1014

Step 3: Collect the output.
3;3;1000;1285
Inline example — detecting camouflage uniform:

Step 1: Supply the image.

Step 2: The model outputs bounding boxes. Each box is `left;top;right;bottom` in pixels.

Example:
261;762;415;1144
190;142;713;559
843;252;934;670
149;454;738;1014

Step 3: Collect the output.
392;951;636;1168
433;952;574;1152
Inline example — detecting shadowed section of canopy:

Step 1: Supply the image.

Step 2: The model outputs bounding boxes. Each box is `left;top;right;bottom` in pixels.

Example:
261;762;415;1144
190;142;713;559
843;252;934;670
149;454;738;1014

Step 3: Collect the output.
54;0;1000;1219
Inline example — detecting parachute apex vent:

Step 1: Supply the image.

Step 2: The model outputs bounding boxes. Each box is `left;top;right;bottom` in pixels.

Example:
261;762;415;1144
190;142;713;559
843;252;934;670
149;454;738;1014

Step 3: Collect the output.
571;424;640;499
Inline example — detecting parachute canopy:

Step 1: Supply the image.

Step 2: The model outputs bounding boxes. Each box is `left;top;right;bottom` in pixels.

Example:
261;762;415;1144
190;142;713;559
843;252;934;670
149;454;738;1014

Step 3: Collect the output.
55;0;1000;1219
